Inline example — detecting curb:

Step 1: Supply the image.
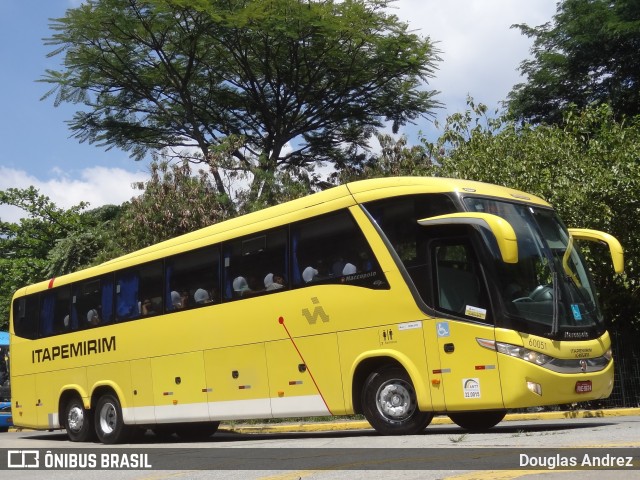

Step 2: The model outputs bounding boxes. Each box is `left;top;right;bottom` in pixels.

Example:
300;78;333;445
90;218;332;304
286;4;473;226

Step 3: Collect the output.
219;408;640;434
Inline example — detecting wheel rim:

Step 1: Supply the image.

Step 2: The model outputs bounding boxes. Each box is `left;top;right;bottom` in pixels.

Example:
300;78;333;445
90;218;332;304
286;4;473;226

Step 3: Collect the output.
375;379;416;422
67;405;85;433
98;401;117;435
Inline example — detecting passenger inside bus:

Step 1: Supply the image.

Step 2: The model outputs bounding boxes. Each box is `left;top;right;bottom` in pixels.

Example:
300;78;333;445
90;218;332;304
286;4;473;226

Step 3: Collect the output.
232;276;252;297
194;288;213;305
342;263;357;275
264;273;285;291
140;299;157;316
170;291;184;309
302;266;318;283
87;308;100;326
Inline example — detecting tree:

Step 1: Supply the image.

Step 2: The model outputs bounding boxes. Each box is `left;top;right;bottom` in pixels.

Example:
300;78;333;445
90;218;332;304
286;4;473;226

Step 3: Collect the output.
116;159;234;251
42;0;441;204
46;204;125;275
507;0;640;124
0;187;87;261
330;133;436;183
0;188;94;328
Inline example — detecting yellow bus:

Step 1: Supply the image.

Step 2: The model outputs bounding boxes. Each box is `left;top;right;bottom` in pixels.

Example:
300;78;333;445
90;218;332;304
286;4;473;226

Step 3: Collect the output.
9;177;623;443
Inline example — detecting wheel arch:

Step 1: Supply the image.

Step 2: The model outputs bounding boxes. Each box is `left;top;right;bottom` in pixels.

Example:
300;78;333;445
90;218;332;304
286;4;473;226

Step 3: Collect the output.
349;350;431;415
58;388;87;429
90;383;125;412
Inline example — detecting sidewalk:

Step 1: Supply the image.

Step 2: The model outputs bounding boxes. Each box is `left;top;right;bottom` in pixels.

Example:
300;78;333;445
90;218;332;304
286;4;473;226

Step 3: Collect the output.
219;408;640;434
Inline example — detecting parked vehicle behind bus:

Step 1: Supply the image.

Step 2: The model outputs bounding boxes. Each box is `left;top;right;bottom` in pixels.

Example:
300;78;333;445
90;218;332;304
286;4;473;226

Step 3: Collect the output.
9;177;623;443
0;331;12;432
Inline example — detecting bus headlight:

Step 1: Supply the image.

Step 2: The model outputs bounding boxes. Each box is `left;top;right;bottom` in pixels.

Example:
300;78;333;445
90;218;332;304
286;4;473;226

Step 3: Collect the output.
477;338;612;373
477;338;552;366
494;341;551;365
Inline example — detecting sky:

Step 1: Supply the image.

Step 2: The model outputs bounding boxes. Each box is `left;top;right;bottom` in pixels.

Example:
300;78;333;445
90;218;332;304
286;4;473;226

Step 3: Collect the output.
0;0;558;222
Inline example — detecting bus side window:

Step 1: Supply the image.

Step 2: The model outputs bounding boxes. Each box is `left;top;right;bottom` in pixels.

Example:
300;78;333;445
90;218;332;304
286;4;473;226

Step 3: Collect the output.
291;210;386;289
166;246;220;310
55;286;73;333
432;241;491;323
224;229;287;300
100;276;115;324
73;279;103;328
39;291;56;337
115;271;139;321
116;262;163;320
13;295;39;339
41;285;73;336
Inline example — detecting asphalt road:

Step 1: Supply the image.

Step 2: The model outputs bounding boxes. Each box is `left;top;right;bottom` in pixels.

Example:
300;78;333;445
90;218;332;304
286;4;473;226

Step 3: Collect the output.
1;411;639;479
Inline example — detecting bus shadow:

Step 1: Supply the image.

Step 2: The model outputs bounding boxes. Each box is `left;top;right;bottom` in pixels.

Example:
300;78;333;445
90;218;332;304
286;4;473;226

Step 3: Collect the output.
15;420;616;445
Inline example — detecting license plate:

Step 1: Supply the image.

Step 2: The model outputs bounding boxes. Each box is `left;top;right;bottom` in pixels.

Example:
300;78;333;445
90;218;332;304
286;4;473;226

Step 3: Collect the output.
575;380;592;393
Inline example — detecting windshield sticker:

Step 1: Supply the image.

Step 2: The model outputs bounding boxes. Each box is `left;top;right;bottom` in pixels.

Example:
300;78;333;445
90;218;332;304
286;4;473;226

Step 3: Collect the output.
571;304;583;321
465;305;487;320
463;378;481;399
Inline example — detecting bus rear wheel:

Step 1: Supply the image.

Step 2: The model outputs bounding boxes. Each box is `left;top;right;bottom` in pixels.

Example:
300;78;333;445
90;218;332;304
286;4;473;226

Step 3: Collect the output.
94;393;132;444
63;396;95;442
448;410;507;431
361;366;433;435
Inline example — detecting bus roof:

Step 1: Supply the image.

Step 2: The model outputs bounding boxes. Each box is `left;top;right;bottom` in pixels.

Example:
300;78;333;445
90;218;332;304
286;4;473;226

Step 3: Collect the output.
16;176;550;295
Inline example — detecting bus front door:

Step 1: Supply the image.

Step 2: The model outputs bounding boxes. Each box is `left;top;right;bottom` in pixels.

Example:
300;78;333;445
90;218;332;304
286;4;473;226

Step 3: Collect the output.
429;240;505;412
434;319;503;411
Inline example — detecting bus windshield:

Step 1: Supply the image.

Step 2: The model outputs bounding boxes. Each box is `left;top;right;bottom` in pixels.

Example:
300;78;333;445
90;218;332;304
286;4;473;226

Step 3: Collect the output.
464;198;603;337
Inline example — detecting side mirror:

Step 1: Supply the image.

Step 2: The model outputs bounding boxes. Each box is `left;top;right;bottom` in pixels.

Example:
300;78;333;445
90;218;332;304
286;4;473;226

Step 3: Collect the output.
418;213;518;264
568;228;624;274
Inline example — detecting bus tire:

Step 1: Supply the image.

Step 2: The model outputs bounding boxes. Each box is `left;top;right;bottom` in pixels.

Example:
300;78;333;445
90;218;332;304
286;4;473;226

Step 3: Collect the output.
448;410;507;431
94;393;132;444
63;396;95;442
361;366;433;435
174;421;220;441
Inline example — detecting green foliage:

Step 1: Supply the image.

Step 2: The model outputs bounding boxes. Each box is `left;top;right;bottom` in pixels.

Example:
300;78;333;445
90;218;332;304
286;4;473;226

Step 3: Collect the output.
0;259;48;331
0;187;87;260
508;0;640;124
117;159;235;251
0;188;102;329
45;204;126;277
41;0;441;203
331;133;436;183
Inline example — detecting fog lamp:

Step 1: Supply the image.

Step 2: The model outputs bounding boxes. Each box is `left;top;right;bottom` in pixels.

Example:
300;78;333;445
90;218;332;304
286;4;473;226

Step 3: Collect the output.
527;381;542;396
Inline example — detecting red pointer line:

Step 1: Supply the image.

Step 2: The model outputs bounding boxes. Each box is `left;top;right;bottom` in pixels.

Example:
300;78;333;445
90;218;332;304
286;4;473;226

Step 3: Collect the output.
278;316;333;415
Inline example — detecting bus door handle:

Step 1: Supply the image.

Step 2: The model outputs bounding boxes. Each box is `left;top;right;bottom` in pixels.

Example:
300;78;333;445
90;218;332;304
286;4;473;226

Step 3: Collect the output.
443;343;455;353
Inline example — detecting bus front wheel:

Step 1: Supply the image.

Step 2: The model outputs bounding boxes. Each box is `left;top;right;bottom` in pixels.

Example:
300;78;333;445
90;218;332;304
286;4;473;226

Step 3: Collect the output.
448;410;507;431
94;393;132;444
63;397;95;442
361;366;433;435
